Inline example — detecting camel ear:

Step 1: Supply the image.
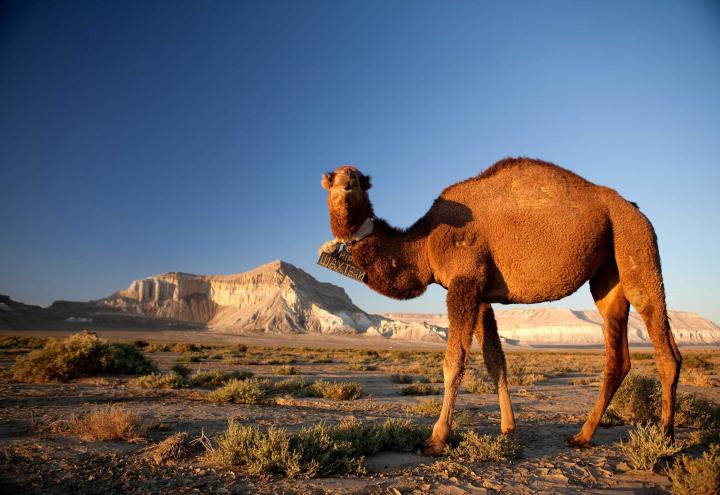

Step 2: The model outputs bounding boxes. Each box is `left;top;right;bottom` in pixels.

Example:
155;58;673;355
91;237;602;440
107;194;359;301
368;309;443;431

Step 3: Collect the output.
321;172;335;190
360;174;372;191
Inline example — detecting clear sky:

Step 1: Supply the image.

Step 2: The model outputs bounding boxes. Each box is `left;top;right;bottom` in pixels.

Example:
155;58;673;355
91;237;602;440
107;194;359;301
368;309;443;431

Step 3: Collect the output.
1;0;719;323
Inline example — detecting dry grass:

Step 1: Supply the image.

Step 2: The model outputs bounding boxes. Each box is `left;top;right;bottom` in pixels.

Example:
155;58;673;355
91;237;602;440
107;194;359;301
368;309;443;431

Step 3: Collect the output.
272;365;298;375
463;369;495;394
621;423;683;471
64;404;153;442
680;368;714;388
408;398;443;416
9;331;156;383
669;444;720;495
207;378;271;404
145;432;196;465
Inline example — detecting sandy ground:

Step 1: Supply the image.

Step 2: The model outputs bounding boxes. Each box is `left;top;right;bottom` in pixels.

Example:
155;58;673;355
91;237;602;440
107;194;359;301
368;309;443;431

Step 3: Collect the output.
0;332;718;494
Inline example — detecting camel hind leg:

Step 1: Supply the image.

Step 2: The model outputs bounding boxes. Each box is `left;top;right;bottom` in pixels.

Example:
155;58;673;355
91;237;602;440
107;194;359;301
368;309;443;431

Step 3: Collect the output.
609;199;682;437
569;260;630;447
475;303;515;435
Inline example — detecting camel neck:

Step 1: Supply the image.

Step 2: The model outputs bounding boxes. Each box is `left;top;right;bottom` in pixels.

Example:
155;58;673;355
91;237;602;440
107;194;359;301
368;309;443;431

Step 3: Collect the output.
349;222;433;300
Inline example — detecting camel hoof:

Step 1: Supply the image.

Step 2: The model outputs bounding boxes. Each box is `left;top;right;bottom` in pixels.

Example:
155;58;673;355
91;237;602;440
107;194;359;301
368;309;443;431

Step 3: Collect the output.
567;434;593;448
501;427;516;437
421;439;447;457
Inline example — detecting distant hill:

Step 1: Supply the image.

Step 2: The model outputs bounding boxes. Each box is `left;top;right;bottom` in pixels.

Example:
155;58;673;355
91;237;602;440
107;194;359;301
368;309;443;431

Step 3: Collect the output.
384;308;720;346
2;260;719;346
1;261;446;343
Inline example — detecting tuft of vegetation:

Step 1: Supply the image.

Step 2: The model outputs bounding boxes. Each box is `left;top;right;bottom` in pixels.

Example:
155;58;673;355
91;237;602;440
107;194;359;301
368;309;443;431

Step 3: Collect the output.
446;430;523;462
146;431;195;465
131;340;149;349
205;417;430;478
145;342;171;353
621;423;683;471
130;372;185;389
310;380;364;400
170;363;192;378
9;331;156;383
390;374;429;384
0;335;48;349
463;370;495;394
409;398;443;416
670;444;720;495
176;353;205;363
680;368;713;388
272;365;298;375
606;373;661;424
188;369;253;388
274;376;313;394
207;378;271;404
65;404;153;442
400;383;441;396
172;343;200;353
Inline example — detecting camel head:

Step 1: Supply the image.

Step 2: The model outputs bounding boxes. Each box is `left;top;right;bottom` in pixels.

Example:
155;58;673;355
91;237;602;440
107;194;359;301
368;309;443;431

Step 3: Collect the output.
321;165;374;240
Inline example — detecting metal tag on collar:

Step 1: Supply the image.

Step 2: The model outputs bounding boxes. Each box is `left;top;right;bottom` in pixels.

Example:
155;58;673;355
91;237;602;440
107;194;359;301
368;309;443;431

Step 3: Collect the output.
317;247;366;282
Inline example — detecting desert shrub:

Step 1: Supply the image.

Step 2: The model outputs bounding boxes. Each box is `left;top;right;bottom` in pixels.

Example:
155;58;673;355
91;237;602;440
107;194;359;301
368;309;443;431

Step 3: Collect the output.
0;336;48;349
680;368;713;388
675;394;719;429
172;343;199;353
131;340;149;348
632;352;655;360
66;404;153;442
235;343;248;353
171;364;192;378
670;444;720;495
463;370;495;394
130;372;185;389
207;378;271;404
571;377;593;386
176;353;204;363
409;398;443;416
447;430;523;462
390;374;415;384
206;417;429;478
272;365;298;375
266;356;294;365
621;423;683;471
9;331;155;383
606;373;661;424
400;383;441;396
274;376;313;394
348;363;378;371
683;354;712;370
310;380;363;400
188;370;253;388
145;342;171;353
146;431;194;465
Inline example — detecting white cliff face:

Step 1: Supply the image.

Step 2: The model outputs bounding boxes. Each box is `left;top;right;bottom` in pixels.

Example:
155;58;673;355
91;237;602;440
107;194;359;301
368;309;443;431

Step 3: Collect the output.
96;260;445;340
384;308;720;346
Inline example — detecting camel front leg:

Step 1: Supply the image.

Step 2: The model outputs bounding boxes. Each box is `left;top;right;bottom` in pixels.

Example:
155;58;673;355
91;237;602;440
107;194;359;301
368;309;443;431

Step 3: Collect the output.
422;277;481;456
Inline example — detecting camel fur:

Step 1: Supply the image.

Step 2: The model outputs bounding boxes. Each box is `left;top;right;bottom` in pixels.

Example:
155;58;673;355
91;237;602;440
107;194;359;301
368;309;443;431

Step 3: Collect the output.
320;157;682;455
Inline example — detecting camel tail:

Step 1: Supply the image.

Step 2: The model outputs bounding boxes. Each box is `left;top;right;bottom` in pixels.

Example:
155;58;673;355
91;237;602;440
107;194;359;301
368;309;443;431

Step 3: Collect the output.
603;189;682;433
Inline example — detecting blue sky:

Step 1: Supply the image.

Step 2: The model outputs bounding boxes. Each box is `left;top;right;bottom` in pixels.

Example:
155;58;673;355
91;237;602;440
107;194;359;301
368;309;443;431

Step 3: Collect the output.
1;0;719;322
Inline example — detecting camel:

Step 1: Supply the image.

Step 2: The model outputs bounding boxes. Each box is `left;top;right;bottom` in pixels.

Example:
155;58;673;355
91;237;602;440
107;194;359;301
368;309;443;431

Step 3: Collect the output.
319;157;682;456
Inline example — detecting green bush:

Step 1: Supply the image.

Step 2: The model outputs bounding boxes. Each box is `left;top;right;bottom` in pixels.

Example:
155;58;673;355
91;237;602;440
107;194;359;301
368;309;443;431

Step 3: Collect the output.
188;369;253;388
400;383;441;396
621;423;682;471
207;378;271;404
130;372;185;389
9;331;156;383
446;430;523;462
310;380;363;400
670;444;720;495
207;417;430;478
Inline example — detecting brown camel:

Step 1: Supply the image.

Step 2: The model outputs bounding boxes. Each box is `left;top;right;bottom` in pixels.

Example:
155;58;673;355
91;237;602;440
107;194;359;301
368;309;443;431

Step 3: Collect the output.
320;157;682;455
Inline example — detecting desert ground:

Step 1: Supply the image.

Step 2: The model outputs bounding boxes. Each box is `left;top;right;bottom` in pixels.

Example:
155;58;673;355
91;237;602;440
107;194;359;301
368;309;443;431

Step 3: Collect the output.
1;329;718;494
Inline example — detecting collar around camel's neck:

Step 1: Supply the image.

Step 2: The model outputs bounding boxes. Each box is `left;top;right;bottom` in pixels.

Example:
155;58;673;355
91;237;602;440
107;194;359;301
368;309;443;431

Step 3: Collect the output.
343;217;374;247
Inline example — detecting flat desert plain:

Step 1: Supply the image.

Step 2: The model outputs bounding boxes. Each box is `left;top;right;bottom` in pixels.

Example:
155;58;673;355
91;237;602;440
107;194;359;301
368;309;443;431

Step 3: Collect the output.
1;329;719;494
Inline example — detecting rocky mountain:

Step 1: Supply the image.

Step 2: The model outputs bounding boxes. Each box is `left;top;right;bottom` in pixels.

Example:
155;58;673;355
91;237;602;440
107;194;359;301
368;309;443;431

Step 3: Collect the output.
384;308;720;346
50;260;447;342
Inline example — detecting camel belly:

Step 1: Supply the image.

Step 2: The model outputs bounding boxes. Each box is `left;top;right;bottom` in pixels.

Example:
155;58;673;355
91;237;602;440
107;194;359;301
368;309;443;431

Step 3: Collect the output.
484;204;611;304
